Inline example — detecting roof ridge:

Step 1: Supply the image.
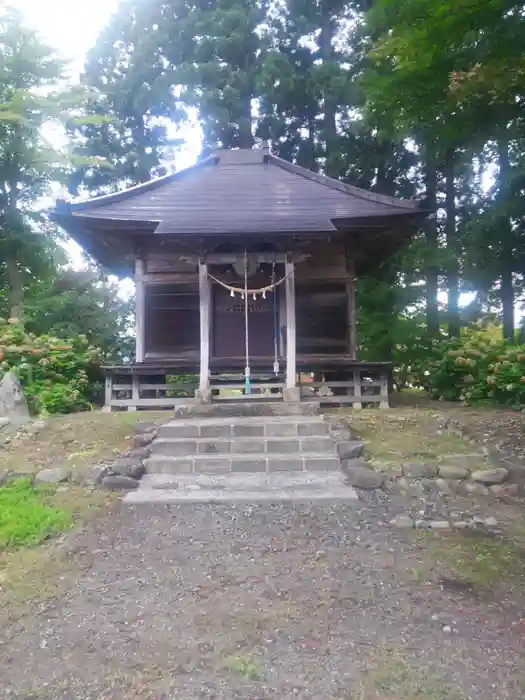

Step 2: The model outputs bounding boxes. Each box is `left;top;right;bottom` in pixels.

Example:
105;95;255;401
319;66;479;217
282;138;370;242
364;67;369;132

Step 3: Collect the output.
267;155;420;210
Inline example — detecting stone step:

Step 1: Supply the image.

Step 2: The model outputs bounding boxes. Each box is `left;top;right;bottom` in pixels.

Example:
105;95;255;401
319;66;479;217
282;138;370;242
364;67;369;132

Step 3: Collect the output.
145;452;341;475
123;471;358;504
173;401;320;419
150;435;335;457
158;415;330;440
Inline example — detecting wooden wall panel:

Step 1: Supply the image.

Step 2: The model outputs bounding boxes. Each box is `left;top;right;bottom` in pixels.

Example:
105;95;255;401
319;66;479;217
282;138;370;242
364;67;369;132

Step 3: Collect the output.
144;285;200;355
296;282;348;354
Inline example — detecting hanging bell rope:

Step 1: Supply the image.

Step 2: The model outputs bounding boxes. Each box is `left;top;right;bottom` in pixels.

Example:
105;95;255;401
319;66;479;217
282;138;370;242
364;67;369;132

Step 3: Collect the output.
243;249;251;395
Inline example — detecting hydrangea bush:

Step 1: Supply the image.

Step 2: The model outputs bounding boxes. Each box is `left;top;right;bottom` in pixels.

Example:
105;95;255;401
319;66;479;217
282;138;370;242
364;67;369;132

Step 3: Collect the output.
419;325;525;407
0;318;104;414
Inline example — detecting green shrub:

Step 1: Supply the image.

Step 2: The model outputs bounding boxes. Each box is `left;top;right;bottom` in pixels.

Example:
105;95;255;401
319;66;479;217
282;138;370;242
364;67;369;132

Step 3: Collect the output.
0;479;72;549
0;319;103;414
419;325;525;407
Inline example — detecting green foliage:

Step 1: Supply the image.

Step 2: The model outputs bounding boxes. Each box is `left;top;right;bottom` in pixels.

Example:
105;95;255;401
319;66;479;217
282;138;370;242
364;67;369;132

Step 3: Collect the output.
419;325;525;407
0;479;72;550
0;320;103;414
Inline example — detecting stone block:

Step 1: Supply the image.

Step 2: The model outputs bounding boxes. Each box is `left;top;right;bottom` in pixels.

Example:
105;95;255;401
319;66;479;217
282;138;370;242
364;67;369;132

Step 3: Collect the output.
149;459;194;475
232;423;265;437
196;459;231;474
438;465;469;480
200;424;232;438
266;439;300;454
471;468;508;485
231;439;267;453
265;422;298;437
153;440;198;457
267;458;303;472
231;459;267;473
304;456;341;471
297;422;328;437
300;437;333;453
198;440;232;455
159;424;200;439
282;386;301;402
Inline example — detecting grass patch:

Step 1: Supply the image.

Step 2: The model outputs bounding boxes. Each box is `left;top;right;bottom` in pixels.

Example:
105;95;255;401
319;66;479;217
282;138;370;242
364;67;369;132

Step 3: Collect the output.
0;479;72;549
0;410;167;477
356;648;466;700
423;530;525;595
335;408;488;473
222;654;266;681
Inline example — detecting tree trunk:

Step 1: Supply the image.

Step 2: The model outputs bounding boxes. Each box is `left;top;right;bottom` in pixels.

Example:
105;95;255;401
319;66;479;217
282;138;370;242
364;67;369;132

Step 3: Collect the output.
444;150;460;338
319;16;339;178
422;149;440;337
7;254;24;322
497;137;514;343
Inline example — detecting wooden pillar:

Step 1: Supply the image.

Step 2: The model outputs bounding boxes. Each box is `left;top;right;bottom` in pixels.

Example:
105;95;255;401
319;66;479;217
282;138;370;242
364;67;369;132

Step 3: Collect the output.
102;374;113;412
346;257;357;360
197;259;211;401
284;256;297;395
352;368;362;410
135;257;146;363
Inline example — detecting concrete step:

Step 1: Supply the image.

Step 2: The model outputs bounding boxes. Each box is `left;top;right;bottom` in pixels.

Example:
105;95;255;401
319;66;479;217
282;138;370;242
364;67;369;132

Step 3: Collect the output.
157;415;330;440
123;471;358;504
145;452;341;475
150;435;335;457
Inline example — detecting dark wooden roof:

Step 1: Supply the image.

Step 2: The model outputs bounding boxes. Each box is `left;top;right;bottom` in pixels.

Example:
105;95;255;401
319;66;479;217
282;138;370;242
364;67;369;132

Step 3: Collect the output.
51;147;427;273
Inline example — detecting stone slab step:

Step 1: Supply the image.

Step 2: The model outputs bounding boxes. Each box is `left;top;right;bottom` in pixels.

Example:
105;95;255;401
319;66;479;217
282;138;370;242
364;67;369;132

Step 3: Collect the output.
124;471;358;504
151;435;335;457
145;452;341;475
158;416;329;439
173;401;320;419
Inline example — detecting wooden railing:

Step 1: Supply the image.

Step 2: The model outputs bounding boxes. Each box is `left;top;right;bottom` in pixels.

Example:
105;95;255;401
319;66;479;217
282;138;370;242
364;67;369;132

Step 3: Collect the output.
298;365;390;408
104;372;197;411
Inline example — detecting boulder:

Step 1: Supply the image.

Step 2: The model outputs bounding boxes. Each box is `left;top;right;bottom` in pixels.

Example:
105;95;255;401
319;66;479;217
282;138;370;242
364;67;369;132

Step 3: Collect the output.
0;372;29;427
133;431;157;449
101;475;139;491
471;468;508;485
73;464;110;486
337;440;364;460
344;465;384;490
111;458;145;480
438;465;469;480
35;468;70;485
402;462;438;479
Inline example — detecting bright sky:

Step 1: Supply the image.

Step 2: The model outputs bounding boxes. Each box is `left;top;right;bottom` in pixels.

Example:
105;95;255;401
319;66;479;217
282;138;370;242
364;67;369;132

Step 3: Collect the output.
13;0;200;294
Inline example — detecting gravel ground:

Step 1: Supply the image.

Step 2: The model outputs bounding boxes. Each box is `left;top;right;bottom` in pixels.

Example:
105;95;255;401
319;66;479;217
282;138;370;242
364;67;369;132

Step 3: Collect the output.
1;498;524;700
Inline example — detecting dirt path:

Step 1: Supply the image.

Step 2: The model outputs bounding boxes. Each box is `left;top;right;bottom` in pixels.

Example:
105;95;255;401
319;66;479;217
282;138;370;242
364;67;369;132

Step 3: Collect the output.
1;498;523;700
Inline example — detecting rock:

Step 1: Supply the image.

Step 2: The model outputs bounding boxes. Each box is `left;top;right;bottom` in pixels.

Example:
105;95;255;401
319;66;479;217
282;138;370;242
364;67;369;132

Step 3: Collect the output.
337;440;364;460
453;521;469;529
506;483;519;496
488;484;506;498
439;453;485;471
34;468;70;485
0;372;29;427
343;465;385;490
74;464;109;486
0;469;9;485
341;457;373;472
101;475;139;491
134;422;159;436
435;478;452;494
390;515;414;529
0;417;9;429
429;520;451;530
471;468;508;485
402;463;438;479
124;446;152;461
464;482;489;497
442;625;452;634
438;465;469;480
111;457;145;480
448;480;468;495
484;516;498;527
133;431;157;448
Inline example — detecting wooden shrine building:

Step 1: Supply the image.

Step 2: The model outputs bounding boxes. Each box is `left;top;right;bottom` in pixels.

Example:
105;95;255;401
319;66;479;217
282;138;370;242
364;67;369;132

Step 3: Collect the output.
52;147;425;411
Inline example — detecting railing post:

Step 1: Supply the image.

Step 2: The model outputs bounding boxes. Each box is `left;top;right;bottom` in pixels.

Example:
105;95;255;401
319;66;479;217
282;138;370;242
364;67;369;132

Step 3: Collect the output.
379;368;390;409
352;369;362;410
